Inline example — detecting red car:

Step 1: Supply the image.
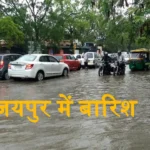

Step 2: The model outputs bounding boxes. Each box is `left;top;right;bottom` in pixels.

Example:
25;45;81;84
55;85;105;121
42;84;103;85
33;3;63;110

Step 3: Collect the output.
53;54;81;70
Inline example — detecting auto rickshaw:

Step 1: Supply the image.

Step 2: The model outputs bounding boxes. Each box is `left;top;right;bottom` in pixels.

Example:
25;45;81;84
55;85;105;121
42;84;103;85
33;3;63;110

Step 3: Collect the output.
129;48;150;71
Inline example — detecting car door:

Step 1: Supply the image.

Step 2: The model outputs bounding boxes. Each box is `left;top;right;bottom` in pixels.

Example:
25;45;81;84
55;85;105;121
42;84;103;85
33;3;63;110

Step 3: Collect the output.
49;56;61;75
65;55;73;70
39;56;51;77
71;55;78;69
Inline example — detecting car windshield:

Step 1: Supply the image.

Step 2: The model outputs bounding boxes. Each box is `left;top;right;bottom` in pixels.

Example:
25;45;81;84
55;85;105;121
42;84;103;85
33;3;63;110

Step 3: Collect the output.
131;52;147;59
54;56;63;61
17;55;37;61
87;53;93;58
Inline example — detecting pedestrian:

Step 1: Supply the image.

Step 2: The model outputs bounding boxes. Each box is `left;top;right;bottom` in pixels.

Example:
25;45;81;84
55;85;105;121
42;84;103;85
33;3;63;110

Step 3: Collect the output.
81;52;85;58
84;52;88;69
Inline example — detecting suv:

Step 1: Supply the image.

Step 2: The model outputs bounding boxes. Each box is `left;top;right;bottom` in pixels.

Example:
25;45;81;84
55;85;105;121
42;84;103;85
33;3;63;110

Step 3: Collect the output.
0;54;21;80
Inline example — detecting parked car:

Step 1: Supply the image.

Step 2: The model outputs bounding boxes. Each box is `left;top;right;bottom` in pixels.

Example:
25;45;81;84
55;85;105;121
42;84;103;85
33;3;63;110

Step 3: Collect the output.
0;54;21;80
8;54;69;81
86;52;101;68
53;54;81;70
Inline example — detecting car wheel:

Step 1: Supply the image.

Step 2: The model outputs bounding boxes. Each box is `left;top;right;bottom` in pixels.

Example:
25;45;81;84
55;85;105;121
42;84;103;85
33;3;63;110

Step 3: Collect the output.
2;71;10;80
145;66;149;71
36;71;44;81
62;68;68;76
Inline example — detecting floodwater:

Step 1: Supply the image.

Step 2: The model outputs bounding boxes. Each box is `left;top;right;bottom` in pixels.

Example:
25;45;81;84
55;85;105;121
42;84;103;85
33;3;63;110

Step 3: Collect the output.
0;66;150;150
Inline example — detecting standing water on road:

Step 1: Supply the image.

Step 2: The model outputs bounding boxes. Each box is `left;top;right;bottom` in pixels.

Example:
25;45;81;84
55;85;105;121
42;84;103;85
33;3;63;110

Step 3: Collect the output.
0;67;150;150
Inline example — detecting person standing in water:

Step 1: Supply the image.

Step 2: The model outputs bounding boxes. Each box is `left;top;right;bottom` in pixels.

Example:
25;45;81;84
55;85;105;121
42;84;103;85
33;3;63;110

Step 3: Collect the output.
84;52;88;69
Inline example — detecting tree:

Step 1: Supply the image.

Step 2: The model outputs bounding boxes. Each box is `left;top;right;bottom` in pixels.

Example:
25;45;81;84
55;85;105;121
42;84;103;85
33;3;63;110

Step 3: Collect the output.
1;0;53;52
0;17;24;48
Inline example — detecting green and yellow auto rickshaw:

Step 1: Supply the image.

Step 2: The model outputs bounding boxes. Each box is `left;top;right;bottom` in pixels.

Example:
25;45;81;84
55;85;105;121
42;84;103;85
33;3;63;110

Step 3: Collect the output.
129;48;150;71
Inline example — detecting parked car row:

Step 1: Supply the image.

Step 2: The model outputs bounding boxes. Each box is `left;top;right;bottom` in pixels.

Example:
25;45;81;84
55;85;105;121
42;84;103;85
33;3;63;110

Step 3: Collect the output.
0;52;102;81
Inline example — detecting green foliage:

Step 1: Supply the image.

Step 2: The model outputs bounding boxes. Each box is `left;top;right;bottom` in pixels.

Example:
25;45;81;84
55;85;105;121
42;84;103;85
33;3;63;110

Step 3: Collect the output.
0;17;24;48
0;0;150;53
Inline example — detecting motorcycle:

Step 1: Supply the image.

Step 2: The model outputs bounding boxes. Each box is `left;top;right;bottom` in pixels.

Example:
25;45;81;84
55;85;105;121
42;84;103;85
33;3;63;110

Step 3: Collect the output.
114;61;126;75
98;61;117;76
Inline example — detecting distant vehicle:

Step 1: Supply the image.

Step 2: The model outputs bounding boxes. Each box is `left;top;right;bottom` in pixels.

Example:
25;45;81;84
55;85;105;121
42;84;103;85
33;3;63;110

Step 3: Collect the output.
53;54;81;71
86;52;101;68
8;54;69;81
123;53;130;64
110;53;117;62
83;42;95;48
120;51;129;64
0;54;21;80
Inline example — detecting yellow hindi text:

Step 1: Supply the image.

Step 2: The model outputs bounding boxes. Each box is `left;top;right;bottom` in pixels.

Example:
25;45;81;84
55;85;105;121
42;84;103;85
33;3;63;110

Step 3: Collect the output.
0;94;138;123
0;101;51;123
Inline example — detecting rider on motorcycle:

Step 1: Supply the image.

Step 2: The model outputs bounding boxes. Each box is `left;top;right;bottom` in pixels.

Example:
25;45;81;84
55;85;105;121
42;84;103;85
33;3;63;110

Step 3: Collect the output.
101;52;112;73
117;51;125;72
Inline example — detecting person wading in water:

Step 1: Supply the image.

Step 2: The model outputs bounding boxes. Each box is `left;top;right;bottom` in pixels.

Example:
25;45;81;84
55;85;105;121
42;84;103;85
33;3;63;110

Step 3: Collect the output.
84;52;88;70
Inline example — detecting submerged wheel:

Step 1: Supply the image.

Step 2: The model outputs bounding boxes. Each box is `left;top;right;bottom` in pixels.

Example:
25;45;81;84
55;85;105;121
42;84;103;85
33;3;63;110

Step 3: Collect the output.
62;68;68;76
36;71;44;81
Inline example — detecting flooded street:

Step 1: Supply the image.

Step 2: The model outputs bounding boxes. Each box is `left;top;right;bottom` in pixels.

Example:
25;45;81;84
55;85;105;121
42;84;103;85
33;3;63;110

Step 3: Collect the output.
0;66;150;150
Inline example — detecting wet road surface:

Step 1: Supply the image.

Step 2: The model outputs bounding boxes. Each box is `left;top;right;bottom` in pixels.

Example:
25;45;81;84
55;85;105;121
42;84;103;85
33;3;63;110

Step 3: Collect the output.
0;66;150;150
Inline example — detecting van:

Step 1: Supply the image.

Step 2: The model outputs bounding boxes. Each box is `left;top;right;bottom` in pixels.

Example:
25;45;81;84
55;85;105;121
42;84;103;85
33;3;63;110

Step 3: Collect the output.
86;52;101;68
0;54;21;80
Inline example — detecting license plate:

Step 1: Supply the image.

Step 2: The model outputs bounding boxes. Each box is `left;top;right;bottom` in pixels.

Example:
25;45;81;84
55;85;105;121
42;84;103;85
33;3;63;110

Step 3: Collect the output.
15;66;22;69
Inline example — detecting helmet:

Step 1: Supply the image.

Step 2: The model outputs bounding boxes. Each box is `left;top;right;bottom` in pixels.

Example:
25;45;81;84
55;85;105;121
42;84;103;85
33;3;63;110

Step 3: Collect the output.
118;51;121;55
104;51;108;55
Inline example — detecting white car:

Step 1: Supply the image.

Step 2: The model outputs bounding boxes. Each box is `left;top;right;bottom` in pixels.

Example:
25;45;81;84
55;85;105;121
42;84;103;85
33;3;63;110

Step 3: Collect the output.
8;54;69;81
